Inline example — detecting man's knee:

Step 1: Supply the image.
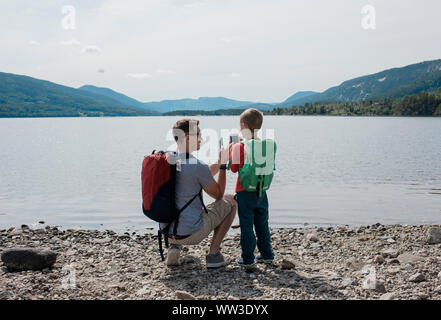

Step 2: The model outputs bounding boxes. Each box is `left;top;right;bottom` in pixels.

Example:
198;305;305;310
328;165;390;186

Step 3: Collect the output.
223;194;237;211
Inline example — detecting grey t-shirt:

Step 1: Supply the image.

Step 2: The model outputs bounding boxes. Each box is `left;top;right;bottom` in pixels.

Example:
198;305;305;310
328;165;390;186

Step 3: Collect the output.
160;153;215;236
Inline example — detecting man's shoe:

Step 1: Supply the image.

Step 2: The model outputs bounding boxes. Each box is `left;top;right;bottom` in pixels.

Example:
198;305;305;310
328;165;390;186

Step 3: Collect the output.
166;246;181;266
256;255;274;264
237;258;256;267
206;252;229;269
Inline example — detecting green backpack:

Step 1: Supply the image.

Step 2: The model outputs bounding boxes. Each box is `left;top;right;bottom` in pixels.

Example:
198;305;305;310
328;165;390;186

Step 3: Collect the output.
236;139;277;197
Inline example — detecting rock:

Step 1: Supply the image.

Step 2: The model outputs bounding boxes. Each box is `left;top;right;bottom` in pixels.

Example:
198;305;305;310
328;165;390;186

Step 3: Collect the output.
38;221;45;224
1;248;57;271
175;291;196;300
0;291;15;300
10;229;23;236
371;223;381;230
306;233;319;242
386;267;400;275
346;258;364;271
374;255;385;264
408;273;425;283
281;259;296;270
387;259;400;265
94;238;112;244
417;293;429;300
426;227;441;244
438;271;441;279
397;253;424;265
341;278;357;288
386;238;396;244
379;292;396;300
381;249;399;259
310;243;321;249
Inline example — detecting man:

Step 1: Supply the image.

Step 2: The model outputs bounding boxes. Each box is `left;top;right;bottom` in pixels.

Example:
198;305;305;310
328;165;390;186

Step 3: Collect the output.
161;119;237;268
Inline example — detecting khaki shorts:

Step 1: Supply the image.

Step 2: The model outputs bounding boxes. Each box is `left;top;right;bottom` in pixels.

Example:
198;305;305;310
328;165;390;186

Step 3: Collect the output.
169;198;234;246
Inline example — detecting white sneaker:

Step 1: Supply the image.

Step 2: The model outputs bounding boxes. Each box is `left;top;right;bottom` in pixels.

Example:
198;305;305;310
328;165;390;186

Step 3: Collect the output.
166;246;181;266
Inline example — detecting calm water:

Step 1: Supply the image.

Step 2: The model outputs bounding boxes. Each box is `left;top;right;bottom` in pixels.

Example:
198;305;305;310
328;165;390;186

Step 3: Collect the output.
1;116;440;233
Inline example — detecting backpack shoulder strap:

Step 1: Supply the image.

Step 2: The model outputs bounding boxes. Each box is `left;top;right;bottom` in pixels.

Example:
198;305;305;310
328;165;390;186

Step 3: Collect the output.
172;188;205;236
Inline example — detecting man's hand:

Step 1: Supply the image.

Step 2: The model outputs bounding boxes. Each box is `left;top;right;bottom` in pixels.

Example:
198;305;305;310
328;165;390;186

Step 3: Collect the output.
219;144;232;165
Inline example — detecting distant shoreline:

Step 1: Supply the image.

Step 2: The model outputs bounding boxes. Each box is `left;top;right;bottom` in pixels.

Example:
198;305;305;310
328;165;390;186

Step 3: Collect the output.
1;114;441;119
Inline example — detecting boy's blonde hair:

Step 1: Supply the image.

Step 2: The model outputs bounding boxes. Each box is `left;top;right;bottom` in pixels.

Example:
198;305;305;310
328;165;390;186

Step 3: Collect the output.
240;108;263;131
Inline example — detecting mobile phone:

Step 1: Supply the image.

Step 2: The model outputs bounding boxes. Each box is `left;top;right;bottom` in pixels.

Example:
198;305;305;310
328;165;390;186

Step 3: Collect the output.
230;135;239;144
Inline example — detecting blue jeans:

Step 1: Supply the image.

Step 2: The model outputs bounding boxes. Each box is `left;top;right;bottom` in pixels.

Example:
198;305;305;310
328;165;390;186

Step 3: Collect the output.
236;191;274;264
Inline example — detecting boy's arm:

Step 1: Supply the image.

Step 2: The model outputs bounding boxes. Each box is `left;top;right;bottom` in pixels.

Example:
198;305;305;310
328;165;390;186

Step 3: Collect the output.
229;143;244;173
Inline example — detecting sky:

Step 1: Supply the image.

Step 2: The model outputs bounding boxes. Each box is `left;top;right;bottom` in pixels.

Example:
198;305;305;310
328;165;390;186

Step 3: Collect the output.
1;0;441;103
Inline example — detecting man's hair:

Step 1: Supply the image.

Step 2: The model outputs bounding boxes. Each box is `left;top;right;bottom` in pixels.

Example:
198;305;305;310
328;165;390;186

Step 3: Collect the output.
172;118;199;142
240;108;263;131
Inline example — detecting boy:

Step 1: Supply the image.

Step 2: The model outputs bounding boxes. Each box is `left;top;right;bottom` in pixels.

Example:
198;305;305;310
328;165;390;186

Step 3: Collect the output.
230;108;276;267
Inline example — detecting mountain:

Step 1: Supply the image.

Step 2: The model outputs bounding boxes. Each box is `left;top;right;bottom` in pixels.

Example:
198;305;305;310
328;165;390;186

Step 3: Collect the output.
282;59;441;106
0;73;157;117
79;85;146;110
80;85;263;113
283;91;318;104
143;97;256;113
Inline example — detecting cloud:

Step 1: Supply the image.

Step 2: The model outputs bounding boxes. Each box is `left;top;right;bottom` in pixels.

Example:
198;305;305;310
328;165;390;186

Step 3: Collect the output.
127;73;152;79
98;69;105;73
230;72;241;78
220;37;232;44
60;39;81;47
83;45;101;54
29;40;40;46
156;69;174;75
170;0;206;8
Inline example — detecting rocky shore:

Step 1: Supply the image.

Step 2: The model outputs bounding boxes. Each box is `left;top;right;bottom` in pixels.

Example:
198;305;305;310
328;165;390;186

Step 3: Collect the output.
1;224;441;300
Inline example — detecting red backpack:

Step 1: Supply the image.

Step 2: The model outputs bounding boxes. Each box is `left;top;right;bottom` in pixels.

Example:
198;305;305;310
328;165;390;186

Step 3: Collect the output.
141;151;206;261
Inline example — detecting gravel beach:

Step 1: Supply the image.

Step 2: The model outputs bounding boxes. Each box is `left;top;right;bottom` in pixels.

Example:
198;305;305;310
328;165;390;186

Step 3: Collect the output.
1;224;440;300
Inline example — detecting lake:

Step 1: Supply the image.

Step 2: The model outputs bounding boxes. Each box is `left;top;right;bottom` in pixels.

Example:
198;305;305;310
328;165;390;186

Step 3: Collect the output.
1;116;440;233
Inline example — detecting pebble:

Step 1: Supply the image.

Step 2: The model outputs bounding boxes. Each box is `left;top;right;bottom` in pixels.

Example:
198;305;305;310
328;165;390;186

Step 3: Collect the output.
1;224;441;300
379;292;396;300
426;227;441;244
306;233;319;242
397;253;424;265
381;249;400;259
341;278;357;288
374;255;385;264
408;273;425;283
280;259;296;270
175;291;196;300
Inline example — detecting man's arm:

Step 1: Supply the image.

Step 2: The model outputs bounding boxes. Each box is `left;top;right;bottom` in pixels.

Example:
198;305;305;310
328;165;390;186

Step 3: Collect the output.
203;169;226;200
209;163;219;177
203;147;229;200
